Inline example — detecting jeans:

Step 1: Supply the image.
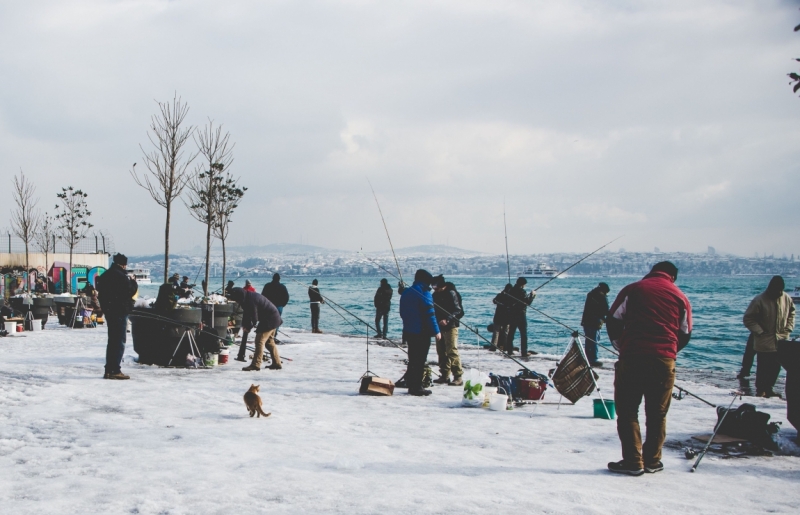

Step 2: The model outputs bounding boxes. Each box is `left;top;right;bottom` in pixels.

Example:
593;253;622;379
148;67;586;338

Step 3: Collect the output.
614;356;676;468
583;325;600;364
375;309;389;337
310;303;320;331
756;351;782;395
405;332;432;392
508;315;528;355
740;333;756;376
105;313;128;374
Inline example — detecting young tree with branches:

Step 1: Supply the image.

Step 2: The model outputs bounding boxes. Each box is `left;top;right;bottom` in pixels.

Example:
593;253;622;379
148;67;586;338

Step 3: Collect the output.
34;213;57;291
213;173;247;292
55;187;93;293
131;93;196;283
186;120;234;296
11;170;40;282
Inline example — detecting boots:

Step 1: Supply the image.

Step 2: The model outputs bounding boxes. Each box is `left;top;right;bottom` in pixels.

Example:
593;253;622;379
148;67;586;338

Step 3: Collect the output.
244;333;265;371
433;376;450;385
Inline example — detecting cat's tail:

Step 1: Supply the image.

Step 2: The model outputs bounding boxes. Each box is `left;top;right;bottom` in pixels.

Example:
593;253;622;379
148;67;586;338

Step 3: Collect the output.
257;406;271;418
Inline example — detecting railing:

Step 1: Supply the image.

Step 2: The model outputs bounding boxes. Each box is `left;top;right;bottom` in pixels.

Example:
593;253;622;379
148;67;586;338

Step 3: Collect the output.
0;231;115;255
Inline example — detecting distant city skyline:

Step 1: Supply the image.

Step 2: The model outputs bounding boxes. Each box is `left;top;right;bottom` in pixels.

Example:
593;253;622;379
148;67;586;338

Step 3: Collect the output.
2;1;798;257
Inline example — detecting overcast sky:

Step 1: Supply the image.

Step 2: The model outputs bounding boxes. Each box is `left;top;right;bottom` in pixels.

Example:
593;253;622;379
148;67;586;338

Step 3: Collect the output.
2;0;799;257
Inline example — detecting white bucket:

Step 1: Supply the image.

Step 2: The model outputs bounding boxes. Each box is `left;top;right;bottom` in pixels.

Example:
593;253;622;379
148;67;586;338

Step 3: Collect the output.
488;393;508;411
5;323;17;334
30;321;43;331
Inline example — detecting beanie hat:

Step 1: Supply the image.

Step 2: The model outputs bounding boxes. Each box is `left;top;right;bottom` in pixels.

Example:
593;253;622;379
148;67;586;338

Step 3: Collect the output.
431;275;446;288
312;279;319;285
113;253;128;266
414;269;434;284
273;273;281;281
515;277;527;286
598;282;610;293
651;261;679;280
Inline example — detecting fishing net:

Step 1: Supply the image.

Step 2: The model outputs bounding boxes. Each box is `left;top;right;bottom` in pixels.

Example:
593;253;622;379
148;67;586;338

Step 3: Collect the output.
551;339;598;404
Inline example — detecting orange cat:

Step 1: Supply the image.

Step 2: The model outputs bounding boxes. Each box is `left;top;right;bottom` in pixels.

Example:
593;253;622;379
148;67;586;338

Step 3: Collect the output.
244;384;271;418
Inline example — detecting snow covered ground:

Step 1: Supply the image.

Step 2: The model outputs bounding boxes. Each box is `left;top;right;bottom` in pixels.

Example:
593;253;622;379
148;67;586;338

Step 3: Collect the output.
0;325;798;514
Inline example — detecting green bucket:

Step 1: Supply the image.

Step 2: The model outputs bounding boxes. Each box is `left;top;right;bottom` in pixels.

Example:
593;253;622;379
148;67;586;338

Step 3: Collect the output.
593;399;616;420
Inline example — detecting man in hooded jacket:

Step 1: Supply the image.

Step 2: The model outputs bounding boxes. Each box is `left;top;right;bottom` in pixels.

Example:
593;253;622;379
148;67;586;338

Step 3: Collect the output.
373;278;393;338
605;261;692;476
228;287;283;371
581;282;610;367
432;275;464;385
97;253;138;380
399;269;441;396
743;276;795;398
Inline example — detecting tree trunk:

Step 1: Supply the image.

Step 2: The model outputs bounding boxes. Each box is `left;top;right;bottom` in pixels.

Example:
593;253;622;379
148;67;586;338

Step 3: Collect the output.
44;249;49;293
68;247;73;294
164;202;171;284
25;242;29;292
203;219;211;296
221;236;227;294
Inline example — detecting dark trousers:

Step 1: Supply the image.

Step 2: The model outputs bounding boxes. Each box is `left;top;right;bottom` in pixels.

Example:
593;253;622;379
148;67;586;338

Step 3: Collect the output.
740;333;756;376
105;313;128;374
405;332;432;392
375;309;389;337
507;315;528;355
238;328;252;359
614;356;676;468
583;325;599;364
777;341;800;432
756;351;782;395
310;303;320;330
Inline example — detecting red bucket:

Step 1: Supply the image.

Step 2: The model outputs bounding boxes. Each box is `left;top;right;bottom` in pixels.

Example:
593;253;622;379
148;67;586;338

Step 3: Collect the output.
218;348;229;365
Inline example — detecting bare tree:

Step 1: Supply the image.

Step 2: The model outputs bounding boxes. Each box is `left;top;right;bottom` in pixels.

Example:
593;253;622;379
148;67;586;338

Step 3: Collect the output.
11;170;41;282
213;173;247;292
34;213;57;291
186;120;234;296
131;93;196;283
55;187;93;293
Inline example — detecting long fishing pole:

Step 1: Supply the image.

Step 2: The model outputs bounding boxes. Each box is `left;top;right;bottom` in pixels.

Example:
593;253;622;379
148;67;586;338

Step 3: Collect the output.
503;201;512;285
359;253;548;380
368;180;404;284
533;236;622;291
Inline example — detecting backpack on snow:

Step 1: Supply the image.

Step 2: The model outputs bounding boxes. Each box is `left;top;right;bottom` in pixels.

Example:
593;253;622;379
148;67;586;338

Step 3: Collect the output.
715;403;780;450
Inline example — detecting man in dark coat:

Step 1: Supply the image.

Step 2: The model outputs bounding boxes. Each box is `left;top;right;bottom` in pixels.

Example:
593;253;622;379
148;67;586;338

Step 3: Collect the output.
504;277;536;356
399;269;441;396
432;275;464;385
262;273;290;315
228;288;283;371
308;279;324;333
490;284;513;351
373;278;393;338
96;253;138;380
581;282;610;367
606;261;692;476
178;276;194;298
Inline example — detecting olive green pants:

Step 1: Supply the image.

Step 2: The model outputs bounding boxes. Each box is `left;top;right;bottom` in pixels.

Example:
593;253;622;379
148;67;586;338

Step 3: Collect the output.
436;327;463;380
250;328;280;369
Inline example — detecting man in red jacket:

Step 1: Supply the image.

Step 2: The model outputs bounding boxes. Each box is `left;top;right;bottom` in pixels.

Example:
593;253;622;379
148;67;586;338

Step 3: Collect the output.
605;261;692;476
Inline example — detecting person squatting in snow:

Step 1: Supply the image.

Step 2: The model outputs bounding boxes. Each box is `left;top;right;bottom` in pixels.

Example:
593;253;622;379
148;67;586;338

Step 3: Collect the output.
605;261;692;476
97;253;138;380
399;269;441;397
228;287;283;371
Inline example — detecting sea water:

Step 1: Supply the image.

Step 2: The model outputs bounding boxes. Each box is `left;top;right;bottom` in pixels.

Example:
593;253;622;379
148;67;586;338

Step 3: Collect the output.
140;275;796;373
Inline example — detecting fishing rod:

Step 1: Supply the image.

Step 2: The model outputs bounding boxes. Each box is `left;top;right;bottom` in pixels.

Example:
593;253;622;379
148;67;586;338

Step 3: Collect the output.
533;236;622;291
503;201;512;285
326;299;362;334
368;179;404;284
359;253;548;381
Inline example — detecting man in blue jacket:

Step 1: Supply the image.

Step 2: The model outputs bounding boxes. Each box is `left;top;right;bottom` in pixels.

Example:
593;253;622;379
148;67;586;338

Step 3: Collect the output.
400;269;441;396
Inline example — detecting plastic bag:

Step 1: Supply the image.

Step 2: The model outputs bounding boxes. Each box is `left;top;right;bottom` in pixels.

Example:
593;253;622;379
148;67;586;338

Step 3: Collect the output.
462;368;490;407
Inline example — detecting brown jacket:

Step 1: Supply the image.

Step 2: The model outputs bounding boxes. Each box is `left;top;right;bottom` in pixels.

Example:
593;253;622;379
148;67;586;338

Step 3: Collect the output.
743;292;795;352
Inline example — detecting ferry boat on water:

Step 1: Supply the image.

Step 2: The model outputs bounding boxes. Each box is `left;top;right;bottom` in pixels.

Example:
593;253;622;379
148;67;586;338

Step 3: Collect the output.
520;263;564;279
790;287;800;304
131;268;152;284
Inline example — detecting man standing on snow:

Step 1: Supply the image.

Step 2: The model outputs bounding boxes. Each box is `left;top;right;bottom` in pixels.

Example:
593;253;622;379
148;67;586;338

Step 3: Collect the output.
373;278;393;338
308;279;324;333
581;282;610;367
432;275;464;386
743;276;795;398
262;273;290;343
97;253;138;380
228;287;283;371
506;277;535;356
606;261;692;476
400;269;441;396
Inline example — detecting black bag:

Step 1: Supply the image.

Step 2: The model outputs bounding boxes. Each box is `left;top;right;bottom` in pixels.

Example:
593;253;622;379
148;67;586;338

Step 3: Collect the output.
715;403;780;450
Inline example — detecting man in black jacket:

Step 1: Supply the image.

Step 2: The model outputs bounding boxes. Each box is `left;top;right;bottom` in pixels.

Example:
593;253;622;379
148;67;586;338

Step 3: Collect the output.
373;278;393;338
506;277;535;356
262;273;289;315
96;253;138;379
308;279;324;333
228;288;283;371
432;276;465;385
581;282;610;367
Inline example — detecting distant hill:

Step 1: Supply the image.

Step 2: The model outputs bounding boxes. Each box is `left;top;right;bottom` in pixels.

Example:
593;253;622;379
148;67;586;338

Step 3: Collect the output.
128;254;190;263
393;245;486;257
226;243;348;255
